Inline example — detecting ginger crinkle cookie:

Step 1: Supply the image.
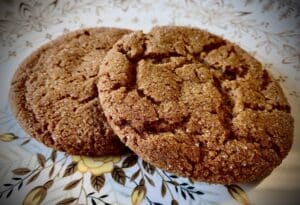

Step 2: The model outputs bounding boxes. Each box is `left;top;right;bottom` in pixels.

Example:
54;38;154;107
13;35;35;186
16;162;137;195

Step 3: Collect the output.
98;26;294;184
10;28;131;156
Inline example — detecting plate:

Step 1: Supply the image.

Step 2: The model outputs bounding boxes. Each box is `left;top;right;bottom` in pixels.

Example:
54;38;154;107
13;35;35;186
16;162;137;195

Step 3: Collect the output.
0;0;299;204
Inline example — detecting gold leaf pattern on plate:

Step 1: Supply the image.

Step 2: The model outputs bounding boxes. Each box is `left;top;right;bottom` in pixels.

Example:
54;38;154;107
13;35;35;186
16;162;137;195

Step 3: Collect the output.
12;168;31;175
21;139;31;146
72;155;115;175
130;169;141;181
51;149;57;162
142;160;155;175
55;197;78;205
131;185;146;205
91;175;105;192
37;153;46;167
63;162;77;177
145;174;155;186
27;171;41;184
227;185;251;205
112;166;126;185
43;179;54;189
171;199;179;205
122;154;138;168
0;1;299;204
161;181;166;197
139;177;145;186
0;133;18;142
22;186;47;205
63;178;82;190
49;165;55;177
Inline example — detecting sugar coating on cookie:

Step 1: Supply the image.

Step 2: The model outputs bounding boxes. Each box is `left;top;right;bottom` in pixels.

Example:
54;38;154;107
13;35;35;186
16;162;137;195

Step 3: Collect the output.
10;28;131;156
98;26;294;184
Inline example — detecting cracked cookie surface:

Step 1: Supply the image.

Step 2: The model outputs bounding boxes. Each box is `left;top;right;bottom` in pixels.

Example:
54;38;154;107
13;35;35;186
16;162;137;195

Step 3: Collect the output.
10;27;131;156
98;26;294;184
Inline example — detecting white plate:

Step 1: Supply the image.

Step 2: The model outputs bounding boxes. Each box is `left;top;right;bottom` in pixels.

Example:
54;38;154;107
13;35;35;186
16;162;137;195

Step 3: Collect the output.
0;0;299;205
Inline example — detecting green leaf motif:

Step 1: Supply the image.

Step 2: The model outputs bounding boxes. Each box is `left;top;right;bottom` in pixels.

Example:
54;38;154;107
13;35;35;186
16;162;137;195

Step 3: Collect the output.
122;154;138;168
91;175;105;192
112;166;126;185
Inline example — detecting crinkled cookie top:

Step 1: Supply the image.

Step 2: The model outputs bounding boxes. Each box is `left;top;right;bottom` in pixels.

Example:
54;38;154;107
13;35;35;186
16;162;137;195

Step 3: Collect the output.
98;26;293;184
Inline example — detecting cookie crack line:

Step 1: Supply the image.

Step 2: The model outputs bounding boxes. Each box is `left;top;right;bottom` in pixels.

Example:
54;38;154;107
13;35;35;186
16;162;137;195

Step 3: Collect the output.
136;88;161;105
11;27;132;156
111;35;240;139
243;102;291;113
98;27;294;184
212;76;235;143
111;29;292;139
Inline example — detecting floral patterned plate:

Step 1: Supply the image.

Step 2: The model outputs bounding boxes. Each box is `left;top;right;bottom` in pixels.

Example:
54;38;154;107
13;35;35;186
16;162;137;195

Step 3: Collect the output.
0;0;299;205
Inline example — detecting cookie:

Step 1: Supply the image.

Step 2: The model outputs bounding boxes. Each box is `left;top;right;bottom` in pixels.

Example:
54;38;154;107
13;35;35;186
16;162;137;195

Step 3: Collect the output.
98;26;294;184
10;27;131;156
